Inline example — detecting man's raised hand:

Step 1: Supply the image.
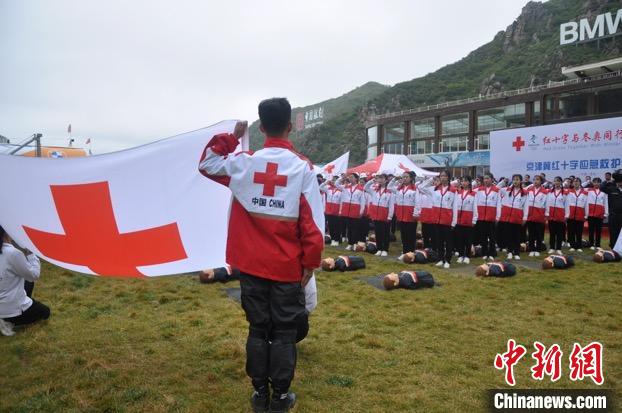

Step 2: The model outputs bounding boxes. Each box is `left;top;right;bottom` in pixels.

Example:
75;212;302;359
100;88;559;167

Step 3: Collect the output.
233;121;248;139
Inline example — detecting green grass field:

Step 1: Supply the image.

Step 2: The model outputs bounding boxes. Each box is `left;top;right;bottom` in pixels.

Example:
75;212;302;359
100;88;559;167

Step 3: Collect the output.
1;239;620;412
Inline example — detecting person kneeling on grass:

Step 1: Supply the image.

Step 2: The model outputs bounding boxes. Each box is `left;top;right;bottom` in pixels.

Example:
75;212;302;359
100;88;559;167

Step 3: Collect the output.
398;248;439;264
0;225;50;337
593;249;621;263
541;255;575;270
474;262;517;277
199;265;241;284
320;256;365;272
382;271;436;290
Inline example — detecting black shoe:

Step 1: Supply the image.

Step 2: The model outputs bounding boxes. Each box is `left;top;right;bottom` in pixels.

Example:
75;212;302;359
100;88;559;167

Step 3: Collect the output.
270;392;296;412
250;390;270;413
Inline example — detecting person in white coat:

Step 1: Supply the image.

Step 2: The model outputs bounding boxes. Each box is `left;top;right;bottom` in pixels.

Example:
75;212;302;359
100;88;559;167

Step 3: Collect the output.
0;225;50;337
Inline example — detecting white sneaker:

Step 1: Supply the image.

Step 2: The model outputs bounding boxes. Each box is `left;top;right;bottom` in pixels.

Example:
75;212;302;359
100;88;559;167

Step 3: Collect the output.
345;245;353;251
397;254;405;261
482;256;489;261
330;240;339;247
534;251;540;257
502;249;507;253
463;257;470;264
457;256;464;264
590;246;595;250
507;252;513;260
443;262;450;269
569;248;575;252
556;250;562;255
576;249;583;253
454;251;460;257
548;249;555;254
341;237;347;243
435;261;444;267
0;319;15;337
375;251;382;256
380;251;388;257
514;255;520;260
528;251;534;257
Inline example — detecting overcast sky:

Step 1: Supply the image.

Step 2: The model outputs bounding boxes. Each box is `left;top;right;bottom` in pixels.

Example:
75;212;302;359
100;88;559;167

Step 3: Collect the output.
0;0;533;154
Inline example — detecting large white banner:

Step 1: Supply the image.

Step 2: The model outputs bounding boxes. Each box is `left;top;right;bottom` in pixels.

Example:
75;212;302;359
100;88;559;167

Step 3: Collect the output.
0;120;247;278
491;117;622;179
313;151;349;178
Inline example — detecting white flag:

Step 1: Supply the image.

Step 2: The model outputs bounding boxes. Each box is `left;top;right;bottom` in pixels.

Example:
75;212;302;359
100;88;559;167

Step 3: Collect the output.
0;120;247;278
317;151;349;178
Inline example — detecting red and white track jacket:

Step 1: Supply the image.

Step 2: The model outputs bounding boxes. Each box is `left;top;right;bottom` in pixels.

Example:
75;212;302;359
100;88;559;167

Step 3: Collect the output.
319;181;342;216
364;180;395;222
198;135;325;282
565;188;589;221
497;187;527;224
388;180;418;223
336;181;366;218
586;188;609;219
452;189;478;227
475;185;500;222
414;190;433;224
418;179;457;226
523;185;549;223
545;188;567;222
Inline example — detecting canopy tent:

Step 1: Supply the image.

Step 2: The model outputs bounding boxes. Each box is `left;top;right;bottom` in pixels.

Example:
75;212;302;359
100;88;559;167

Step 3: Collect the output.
348;154;438;177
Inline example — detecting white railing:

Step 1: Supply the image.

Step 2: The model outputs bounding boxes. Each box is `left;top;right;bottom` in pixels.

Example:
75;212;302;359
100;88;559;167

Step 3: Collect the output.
370;70;622;122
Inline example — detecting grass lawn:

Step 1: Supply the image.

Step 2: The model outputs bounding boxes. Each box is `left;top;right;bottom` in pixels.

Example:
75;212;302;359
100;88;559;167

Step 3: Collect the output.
0;238;620;412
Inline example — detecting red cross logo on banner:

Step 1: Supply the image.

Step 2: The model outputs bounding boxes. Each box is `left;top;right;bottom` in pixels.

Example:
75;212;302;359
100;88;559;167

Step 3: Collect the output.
23;182;187;277
323;164;335;174
253;162;288;196
512;136;526;151
398;162;411;172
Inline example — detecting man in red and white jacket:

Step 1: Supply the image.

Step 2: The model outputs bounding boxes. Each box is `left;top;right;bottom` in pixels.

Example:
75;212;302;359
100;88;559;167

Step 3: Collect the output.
198;98;324;412
565;177;589;252
474;173;500;260
335;174;366;250
586;177;609;249
320;177;342;246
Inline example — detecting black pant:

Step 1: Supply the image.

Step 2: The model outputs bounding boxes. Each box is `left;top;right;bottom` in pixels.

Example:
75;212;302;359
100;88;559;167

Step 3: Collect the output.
549;221;565;250
239;273;305;394
504;222;522;255
358;216;370;243
433;224;454;263
421;223;433;249
344;217;359;245
609;214;622;249
398;221;417;254
496;222;507;249
527;221;545;252
567;219;584;249
4;299;50;326
326;215;341;242
477;221;497;257
587;217;603;247
454;225;474;257
24;281;34;298
374;220;390;252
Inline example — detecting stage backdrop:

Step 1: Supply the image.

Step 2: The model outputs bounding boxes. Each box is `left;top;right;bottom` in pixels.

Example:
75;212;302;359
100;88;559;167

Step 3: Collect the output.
490;117;622;179
0;120;248;278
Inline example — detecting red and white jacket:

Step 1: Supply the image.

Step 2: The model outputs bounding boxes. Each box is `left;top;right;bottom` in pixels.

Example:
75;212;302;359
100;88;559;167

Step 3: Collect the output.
497;187;527;224
319;181;342;216
545;188;567;222
586;188;609;219
388;180;418;223
336;181;366;218
418;179;457;226
452;189;478;227
565;188;589;221
414;190;433;224
364;180;395;222
523;185;549;223
199;135;324;282
475;185;500;222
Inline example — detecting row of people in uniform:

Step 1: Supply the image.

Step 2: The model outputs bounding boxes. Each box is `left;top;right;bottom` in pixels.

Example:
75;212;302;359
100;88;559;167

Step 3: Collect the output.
320;170;622;269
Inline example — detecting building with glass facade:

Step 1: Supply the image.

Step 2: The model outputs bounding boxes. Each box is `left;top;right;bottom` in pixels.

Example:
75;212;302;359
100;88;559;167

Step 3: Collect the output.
365;59;622;177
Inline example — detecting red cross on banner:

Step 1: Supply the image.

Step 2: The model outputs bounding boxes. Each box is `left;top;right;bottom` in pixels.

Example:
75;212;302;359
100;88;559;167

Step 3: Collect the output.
512;136;526;151
253;162;288;196
23;182;188;277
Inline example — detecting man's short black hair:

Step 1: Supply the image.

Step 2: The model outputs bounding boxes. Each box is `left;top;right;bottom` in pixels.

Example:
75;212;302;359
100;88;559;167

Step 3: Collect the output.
258;98;291;136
